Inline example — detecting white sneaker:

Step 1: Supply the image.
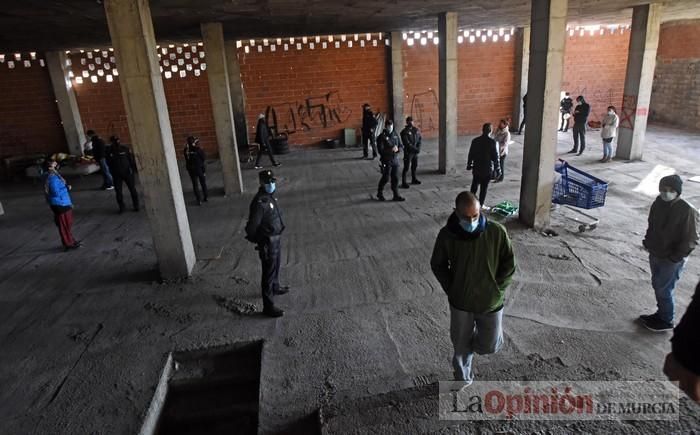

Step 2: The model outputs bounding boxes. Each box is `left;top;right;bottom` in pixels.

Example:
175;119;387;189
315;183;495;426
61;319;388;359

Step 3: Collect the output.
481;205;490;212
106;186;114;190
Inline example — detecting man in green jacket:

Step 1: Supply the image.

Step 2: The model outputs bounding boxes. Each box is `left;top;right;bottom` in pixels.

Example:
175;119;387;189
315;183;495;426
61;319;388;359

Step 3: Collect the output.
431;191;516;385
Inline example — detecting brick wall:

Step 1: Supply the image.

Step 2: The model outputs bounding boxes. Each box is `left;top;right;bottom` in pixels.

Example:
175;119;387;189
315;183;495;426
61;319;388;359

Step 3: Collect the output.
0;59;66;157
402;39;516;139
650;20;700;130
238;40;389;147
562;30;631;125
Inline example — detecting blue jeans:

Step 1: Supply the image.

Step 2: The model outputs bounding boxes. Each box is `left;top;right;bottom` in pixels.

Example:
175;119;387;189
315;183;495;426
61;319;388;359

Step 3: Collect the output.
450;305;504;382
603;137;613;159
649;254;686;324
98;158;113;188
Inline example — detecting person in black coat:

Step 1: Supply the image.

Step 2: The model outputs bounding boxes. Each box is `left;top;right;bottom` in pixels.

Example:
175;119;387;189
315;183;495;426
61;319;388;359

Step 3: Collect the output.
517;93;527;135
245;170;289;318
664;281;700;402
85;129;114;190
376;120;405;202
106;136;139;213
362;103;378;159
467;123;500;208
184;136;208;205
569;95;590;155
400;116;422;188
254;114;280;169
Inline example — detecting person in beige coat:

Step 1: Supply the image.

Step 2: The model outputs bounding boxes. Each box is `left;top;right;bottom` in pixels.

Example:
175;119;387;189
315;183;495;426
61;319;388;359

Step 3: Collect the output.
600;106;619;162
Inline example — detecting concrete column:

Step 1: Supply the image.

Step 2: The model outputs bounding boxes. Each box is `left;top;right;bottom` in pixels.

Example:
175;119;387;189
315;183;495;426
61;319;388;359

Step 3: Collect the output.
438;12;458;174
224;40;249;151
617;4;662;161
519;0;568;229
202;23;244;195
45;51;86;156
104;0;195;279
512;27;530;130
390;32;404;126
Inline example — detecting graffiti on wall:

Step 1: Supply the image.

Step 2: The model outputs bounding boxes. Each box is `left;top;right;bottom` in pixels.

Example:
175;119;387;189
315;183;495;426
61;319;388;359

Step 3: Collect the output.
265;91;352;135
408;90;439;132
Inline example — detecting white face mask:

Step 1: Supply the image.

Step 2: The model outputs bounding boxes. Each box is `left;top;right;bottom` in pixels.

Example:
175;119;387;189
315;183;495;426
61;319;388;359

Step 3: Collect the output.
660;191;678;202
387;125;394;134
608;110;614;115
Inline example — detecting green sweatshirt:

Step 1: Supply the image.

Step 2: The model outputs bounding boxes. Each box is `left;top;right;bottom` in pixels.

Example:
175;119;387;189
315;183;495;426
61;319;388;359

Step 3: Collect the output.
430;213;516;313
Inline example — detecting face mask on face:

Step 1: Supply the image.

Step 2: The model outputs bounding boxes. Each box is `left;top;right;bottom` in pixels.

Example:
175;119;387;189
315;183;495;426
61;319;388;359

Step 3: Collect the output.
459;217;480;233
386;125;394;134
264;182;276;194
608;110;614;115
660;191;678;202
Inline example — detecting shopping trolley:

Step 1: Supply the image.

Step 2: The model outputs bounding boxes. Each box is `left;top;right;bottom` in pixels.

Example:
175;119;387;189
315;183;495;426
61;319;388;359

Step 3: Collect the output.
552;159;608;232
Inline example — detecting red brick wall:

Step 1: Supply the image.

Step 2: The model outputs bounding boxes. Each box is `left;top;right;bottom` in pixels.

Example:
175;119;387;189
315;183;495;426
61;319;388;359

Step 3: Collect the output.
0;58;66;157
562;31;631;124
238;41;389;147
657;21;700;60
402;39;517;138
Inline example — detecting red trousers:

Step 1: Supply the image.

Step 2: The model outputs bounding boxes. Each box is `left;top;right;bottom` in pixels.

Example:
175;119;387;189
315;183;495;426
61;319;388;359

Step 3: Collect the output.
51;207;76;247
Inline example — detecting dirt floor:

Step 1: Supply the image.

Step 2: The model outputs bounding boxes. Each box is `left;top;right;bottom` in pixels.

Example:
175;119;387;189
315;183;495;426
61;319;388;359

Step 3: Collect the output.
1;124;699;434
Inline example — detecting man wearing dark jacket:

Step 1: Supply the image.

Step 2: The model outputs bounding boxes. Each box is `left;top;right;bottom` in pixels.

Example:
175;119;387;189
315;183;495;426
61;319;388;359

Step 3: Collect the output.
569;95;590;155
184;136;208;205
431;191;516;385
467;123;500;208
362;103;378;159
640;175;699;331
85;129;114;190
559;92;573;132
517;93;527;135
106;136;139;213
400;117;422;188
254;114;280;169
376;120;405;202
664;281;700;402
245;170;289;318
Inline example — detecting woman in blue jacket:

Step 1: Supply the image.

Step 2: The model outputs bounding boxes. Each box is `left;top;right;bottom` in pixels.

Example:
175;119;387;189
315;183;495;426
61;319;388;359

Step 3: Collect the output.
43;160;81;250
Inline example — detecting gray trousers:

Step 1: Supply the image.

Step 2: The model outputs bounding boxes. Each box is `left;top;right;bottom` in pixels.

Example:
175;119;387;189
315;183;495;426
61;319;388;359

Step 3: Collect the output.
450;305;504;382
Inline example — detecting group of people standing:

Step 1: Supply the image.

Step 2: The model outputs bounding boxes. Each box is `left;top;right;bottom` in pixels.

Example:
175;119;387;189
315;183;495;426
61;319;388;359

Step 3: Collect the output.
559;93;620;161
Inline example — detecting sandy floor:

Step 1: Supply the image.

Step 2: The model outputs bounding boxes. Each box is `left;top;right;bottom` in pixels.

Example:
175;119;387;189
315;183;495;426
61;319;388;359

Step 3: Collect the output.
1;124;699;434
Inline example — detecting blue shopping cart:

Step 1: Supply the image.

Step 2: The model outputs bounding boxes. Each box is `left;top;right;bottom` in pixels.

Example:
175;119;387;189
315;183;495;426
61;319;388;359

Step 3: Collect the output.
552;159;608;232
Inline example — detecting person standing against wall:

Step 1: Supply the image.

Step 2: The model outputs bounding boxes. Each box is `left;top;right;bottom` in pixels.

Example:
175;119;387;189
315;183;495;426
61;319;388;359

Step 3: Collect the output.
559;92;573;132
467;123;500;209
400;116;422;188
600;106;619;163
493;119;511;183
85;130;114;190
184;136;208;205
568;96;590;156
254;114;280;169
42;159;81;251
517;93;527;135
362;103;378;160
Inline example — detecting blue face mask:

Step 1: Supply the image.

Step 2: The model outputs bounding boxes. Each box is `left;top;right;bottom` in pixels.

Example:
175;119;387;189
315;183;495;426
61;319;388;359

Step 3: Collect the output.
264;182;276;194
459;217;480;233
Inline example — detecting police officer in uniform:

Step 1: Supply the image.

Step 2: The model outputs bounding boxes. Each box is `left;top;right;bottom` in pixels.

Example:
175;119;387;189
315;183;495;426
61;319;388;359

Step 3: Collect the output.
376;120;405;202
245;170;289;317
362;103;378;159
400;116;422;189
184;136;208;205
106;136;139;213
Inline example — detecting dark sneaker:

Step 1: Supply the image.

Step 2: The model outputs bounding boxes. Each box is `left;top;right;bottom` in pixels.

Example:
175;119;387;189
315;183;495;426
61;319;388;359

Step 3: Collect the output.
203;198;208;202
377;194;386;201
273;162;281;167
65;242;82;251
400;183;410;189
567;149;577;154
639;313;657;322
411;179;422;185
263;306;284;318
274;286;290;295
392;196;406;202
641;315;673;332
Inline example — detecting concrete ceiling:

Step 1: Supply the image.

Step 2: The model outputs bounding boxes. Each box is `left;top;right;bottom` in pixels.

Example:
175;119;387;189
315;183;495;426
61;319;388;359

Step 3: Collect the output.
0;0;699;52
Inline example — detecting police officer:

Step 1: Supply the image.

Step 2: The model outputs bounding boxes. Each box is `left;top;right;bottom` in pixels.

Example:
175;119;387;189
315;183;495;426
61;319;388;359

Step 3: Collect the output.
254;114;281;169
376;120;405;202
106;136;139;213
184;136;208;205
400;116;422;189
361;103;378;159
245;170;289;317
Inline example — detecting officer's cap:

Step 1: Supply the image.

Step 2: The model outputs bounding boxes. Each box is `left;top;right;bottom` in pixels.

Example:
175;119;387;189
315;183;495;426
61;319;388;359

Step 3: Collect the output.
259;170;276;184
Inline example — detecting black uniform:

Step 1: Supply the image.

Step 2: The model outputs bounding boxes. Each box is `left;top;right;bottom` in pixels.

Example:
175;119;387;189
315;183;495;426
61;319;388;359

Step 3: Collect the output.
571;99;591;154
245;185;285;311
467;134;500;206
184;144;208;204
400;125;422;186
559;96;573;132
362;108;378;159
106;142;139;212
254;117;278;167
376;128;403;200
518;94;527;134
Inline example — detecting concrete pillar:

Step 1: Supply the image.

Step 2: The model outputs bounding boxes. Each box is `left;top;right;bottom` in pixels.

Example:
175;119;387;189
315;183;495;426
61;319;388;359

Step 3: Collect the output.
202;23;244;195
512;27;530;131
224;40;249;151
617;4;662;161
45;51;86;156
390;32;404;126
104;0;195;279
519;0;568;229
438;12;458;174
